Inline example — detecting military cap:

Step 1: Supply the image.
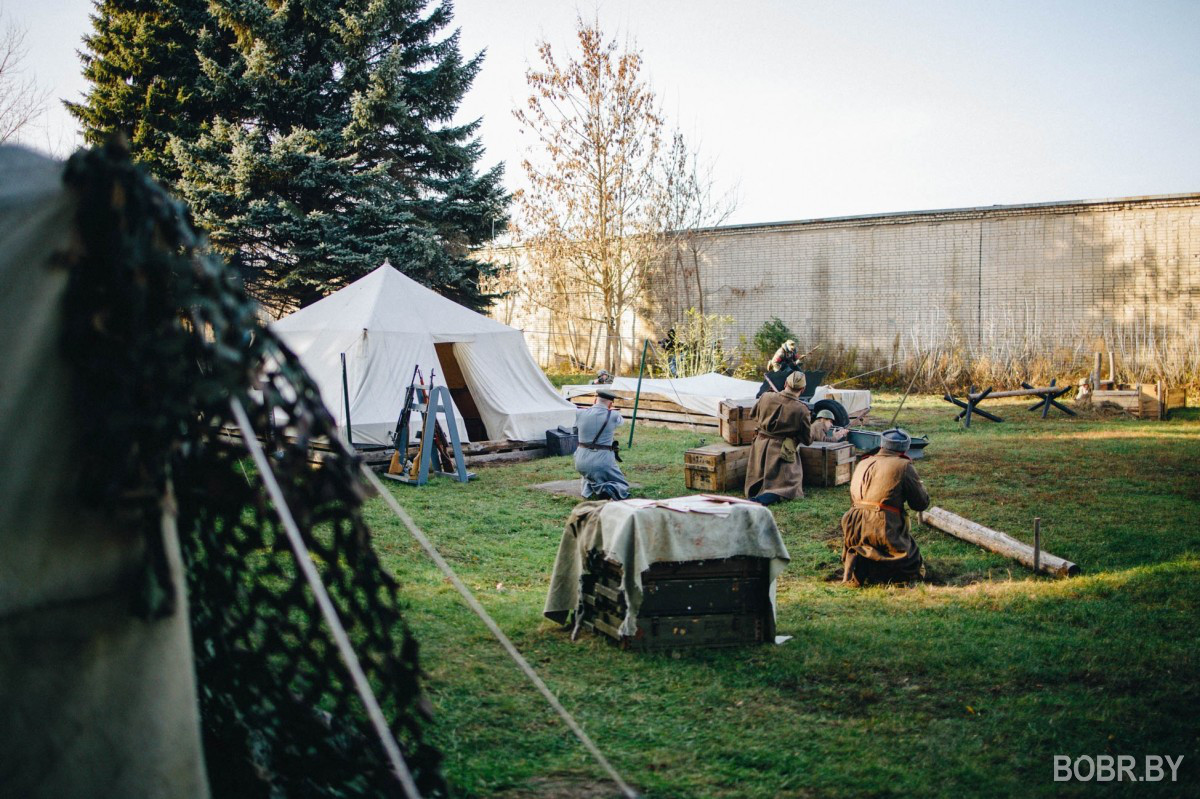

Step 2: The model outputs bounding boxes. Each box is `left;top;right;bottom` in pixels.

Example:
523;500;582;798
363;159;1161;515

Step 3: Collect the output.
880;428;911;452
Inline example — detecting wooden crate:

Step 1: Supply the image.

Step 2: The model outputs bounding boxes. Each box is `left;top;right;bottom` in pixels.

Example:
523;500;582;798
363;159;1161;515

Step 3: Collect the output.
580;556;773;650
797;441;856;486
1162;382;1187;418
718;398;758;444
1091;381;1186;420
684;442;751;492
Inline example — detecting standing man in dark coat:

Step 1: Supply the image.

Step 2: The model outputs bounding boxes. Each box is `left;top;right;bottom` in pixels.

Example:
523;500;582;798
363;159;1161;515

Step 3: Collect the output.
840;429;931;585
744;371;812;505
574;390;630;500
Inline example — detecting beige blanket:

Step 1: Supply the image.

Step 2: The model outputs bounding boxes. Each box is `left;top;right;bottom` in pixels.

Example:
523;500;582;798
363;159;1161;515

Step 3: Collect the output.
544;498;791;636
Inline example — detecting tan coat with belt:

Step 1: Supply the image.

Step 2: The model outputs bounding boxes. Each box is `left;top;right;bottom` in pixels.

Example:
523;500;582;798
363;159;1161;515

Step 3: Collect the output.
744;389;812;500
840;450;931;585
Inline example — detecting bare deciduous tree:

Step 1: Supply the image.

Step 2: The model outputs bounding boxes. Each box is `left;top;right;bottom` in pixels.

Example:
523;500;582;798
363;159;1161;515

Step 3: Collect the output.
655;129;738;318
0;15;48;145
513;18;666;373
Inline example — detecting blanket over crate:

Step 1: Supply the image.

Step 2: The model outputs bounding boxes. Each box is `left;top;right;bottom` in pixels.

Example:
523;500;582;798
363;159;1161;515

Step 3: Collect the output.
544;499;791;637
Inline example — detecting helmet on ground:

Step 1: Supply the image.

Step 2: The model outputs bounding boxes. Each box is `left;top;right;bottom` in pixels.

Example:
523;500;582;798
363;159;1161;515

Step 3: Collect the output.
880;428;911;452
816;409;835;421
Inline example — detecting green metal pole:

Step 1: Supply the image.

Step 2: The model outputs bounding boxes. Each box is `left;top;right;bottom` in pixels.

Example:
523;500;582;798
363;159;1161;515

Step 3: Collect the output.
628;339;650;448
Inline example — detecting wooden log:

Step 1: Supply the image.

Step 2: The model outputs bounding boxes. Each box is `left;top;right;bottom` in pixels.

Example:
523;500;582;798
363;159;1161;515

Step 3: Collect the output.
464;448;547;466
967;386;1062;400
918;506;1079;577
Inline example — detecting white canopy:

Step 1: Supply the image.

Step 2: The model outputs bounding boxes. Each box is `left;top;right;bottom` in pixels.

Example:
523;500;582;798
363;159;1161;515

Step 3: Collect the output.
562;372;871;418
272;263;576;445
562;373;762;417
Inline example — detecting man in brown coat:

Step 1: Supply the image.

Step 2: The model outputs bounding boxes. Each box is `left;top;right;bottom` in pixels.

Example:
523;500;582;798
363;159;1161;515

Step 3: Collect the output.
841;429;930;585
744;371;812;505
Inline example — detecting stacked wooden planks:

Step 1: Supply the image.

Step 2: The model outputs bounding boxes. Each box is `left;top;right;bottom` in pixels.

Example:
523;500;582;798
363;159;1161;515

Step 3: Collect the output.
567;388;718;431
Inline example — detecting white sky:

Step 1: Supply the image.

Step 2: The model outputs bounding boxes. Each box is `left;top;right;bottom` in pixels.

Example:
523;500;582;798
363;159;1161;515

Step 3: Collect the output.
6;0;1200;224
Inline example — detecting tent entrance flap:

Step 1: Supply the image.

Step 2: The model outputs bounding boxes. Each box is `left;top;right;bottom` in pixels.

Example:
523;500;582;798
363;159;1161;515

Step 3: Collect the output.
435;343;490;442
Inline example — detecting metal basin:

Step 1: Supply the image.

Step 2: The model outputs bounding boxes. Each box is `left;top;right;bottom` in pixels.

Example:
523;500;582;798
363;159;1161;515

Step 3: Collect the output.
846;429;931;459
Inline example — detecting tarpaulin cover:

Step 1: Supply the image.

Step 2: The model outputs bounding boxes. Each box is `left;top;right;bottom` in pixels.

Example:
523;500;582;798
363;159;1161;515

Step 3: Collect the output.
563;373;872;419
561;372;762;418
544;499;791;636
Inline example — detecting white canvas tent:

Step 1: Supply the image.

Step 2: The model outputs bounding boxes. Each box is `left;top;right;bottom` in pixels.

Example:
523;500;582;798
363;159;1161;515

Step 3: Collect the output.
272;263;576;445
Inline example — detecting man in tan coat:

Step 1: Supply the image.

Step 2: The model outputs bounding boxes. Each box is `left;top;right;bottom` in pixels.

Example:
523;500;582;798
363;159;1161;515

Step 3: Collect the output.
744;371;812;505
841;429;930;585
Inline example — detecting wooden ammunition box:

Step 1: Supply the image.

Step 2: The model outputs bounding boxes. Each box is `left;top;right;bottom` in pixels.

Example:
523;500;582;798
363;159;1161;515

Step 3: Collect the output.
580;556;773;651
684;442;751;492
797;441;856;487
718;399;758;444
589;608;768;651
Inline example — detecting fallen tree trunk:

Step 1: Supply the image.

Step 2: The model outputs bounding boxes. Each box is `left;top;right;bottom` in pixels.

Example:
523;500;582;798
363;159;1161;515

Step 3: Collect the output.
918;506;1080;577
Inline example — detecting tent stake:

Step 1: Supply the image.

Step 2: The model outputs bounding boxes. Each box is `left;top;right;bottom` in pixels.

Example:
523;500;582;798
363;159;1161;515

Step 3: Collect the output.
1033;517;1041;574
627;339;650;448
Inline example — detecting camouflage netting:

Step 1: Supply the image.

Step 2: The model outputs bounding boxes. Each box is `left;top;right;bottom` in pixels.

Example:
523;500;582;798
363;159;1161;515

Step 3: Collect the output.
60;141;448;797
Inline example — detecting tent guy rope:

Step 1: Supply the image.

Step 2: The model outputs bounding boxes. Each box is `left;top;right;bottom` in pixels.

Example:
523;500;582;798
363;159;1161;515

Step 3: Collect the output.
361;465;642;799
229;398;423;799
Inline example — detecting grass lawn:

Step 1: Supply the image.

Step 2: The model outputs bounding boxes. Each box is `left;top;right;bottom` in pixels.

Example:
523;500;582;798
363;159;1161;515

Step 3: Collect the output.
363;394;1200;798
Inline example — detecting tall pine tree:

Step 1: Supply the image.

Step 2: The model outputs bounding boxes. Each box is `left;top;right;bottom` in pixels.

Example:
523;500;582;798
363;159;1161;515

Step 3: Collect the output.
71;0;508;313
67;0;221;182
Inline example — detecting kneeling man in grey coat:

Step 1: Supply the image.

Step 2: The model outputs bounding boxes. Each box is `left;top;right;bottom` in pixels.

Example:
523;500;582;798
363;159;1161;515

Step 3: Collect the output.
574;390;630;500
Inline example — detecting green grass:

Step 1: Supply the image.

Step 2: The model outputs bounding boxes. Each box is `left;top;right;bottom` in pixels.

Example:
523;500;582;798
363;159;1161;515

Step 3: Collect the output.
362;395;1200;798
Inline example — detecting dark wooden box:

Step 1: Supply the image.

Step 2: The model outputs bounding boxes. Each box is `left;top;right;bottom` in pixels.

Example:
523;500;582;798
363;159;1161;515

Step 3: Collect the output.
580;556;774;650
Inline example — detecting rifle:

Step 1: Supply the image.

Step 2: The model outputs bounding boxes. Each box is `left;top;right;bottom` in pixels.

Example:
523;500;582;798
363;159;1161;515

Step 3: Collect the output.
407;368;457;479
387;365;422;475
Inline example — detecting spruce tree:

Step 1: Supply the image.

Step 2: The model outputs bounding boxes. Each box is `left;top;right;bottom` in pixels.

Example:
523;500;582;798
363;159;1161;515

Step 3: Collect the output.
72;0;508;313
67;0;220;181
